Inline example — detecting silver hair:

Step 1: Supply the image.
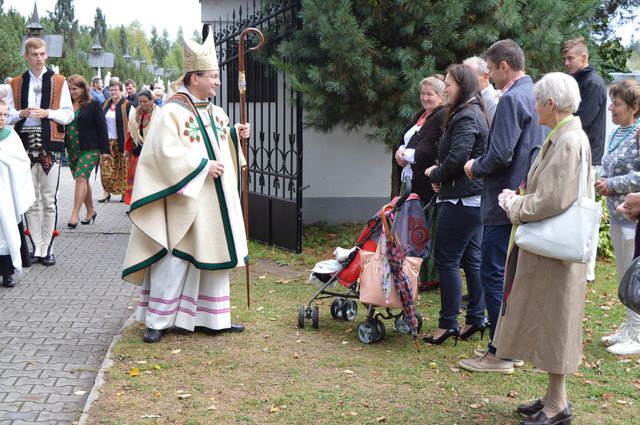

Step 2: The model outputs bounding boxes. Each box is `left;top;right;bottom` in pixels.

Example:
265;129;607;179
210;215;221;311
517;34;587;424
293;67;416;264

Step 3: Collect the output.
533;72;581;113
419;76;445;96
463;56;489;76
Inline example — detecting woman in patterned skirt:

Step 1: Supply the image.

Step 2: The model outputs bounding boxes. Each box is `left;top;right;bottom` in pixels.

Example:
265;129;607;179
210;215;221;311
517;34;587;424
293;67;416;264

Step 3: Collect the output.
124;90;157;206
65;75;109;227
99;80;134;202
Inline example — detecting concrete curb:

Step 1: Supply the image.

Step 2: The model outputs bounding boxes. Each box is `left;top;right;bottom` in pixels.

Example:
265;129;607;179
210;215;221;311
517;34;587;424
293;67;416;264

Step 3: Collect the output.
77;313;137;425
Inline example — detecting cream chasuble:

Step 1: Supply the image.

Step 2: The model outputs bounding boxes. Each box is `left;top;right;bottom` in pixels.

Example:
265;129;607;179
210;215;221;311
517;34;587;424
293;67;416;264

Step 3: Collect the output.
122;89;247;284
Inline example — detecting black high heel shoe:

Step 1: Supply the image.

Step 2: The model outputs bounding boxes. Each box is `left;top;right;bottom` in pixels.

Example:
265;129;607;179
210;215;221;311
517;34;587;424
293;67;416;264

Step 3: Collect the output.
67;220;78;229
98;194;111;203
81;211;97;225
423;328;459;346
459;321;488;341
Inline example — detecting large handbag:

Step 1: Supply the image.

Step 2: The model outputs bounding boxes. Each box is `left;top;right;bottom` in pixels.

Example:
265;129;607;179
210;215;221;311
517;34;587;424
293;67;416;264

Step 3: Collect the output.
619;256;640;315
514;140;602;263
359;207;422;308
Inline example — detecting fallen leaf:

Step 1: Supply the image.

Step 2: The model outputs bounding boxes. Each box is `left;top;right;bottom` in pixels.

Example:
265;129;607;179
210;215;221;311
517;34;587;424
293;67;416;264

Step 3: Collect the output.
269;406;280;413
116;392;124;396
343;369;355;374
428;362;437;368
294;352;299;359
507;391;519;398
129;368;140;377
153;364;162;370
171;349;181;354
377;417;387;423
617;400;629;405
259;275;266;279
342;411;358;417
207;405;218;410
136;360;147;364
342;341;349;345
449;367;460;373
177;394;192;399
470;402;485;409
74;390;87;396
295;339;303;343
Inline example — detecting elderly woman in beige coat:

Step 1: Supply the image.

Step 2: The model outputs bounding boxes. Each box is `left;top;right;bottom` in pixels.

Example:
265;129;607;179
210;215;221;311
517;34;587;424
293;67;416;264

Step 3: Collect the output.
493;72;591;425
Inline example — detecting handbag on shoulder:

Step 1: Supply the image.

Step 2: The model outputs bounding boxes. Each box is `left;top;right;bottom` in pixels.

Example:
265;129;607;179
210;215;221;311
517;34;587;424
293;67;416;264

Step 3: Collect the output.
514;140;602;263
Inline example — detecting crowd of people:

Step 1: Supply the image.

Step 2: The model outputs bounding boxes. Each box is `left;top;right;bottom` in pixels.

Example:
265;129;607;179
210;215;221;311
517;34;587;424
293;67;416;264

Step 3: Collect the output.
0;35;249;348
1;31;639;424
394;37;640;424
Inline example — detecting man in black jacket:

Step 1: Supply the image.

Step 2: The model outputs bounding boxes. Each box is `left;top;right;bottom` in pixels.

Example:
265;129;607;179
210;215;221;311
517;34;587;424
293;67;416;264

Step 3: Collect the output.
562;37;607;166
562;36;607;282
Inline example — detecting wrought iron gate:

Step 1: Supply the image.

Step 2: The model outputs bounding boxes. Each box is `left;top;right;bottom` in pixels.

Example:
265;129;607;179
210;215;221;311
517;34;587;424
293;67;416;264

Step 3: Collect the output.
211;0;303;253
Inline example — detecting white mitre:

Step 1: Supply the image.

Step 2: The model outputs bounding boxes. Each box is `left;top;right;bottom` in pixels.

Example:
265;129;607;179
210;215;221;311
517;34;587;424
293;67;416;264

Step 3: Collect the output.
169;33;219;96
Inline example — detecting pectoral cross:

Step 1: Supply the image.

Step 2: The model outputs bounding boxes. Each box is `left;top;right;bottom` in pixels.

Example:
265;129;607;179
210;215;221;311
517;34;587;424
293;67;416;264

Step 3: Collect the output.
33;84;42;96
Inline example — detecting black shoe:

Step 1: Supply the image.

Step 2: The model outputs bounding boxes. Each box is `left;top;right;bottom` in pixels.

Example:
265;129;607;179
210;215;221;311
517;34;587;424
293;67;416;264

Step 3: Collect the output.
195;323;245;334
30;254;42;264
143;328;165;343
459;321;489;341
520;405;572;425
68;220;79;229
98;194;111;203
2;275;14;288
81;211;97;225
226;323;245;333
517;399;545;416
41;253;56;266
423;328;459;345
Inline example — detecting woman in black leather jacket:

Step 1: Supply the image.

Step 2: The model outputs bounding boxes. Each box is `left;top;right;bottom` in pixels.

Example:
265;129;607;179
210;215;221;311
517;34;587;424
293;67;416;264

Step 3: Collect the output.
424;64;489;345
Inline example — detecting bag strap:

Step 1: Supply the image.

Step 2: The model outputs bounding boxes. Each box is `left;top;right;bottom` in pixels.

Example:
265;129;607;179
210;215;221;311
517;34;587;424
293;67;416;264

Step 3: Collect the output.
522;145;541;187
576;139;588;205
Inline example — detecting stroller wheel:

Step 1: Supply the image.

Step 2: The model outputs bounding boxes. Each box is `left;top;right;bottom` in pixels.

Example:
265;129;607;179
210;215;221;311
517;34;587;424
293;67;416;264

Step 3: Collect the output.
297;305;305;329
394;312;424;334
373;318;386;342
312;306;320;329
330;298;345;319
356;320;380;344
394;314;411;334
341;300;358;321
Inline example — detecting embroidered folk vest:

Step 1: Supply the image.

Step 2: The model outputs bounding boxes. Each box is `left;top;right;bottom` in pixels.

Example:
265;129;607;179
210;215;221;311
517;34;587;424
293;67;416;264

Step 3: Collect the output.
10;69;66;152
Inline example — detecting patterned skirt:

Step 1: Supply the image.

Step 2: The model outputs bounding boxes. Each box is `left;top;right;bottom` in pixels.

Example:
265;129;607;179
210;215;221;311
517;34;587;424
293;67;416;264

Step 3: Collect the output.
124;154;139;205
100;139;127;195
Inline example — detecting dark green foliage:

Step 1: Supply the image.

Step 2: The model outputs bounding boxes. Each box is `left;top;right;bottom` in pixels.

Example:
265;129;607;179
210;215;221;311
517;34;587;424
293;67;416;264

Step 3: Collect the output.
0;8;26;78
270;0;628;149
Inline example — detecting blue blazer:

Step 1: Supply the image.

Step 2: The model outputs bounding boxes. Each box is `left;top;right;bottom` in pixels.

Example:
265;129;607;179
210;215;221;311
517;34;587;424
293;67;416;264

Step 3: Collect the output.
471;76;548;226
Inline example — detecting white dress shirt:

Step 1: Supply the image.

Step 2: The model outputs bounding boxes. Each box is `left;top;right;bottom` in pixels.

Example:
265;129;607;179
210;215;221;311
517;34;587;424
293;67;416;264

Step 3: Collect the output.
5;68;73;127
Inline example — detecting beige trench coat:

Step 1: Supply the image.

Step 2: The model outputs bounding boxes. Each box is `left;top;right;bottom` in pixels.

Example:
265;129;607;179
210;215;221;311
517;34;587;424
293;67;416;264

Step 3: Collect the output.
493;117;591;375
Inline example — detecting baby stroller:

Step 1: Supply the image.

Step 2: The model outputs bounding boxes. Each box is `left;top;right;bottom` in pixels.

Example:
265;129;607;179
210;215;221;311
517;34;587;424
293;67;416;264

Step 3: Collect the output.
298;182;431;344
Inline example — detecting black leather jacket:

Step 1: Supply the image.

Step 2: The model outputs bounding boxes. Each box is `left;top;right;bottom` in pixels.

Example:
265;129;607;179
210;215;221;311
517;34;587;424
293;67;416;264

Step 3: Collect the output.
430;98;488;200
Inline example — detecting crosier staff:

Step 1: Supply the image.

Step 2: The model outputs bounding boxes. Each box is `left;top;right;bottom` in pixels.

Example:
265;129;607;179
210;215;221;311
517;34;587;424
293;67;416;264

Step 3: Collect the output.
238;27;264;308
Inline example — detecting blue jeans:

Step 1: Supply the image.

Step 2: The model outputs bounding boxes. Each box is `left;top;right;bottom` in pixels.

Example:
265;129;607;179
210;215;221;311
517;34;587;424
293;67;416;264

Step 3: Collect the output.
434;201;485;329
480;224;511;354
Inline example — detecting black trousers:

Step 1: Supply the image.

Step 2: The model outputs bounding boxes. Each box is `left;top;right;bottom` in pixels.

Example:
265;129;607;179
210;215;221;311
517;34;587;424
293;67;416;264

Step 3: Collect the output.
0;221;31;277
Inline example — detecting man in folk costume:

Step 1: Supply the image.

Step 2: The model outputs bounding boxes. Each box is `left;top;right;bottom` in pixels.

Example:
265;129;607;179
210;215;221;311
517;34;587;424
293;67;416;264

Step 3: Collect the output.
0;100;36;287
122;34;250;343
5;38;73;266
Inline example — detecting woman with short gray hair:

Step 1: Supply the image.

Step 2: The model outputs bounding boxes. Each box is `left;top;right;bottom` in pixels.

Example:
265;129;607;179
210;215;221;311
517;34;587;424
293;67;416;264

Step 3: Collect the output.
491;72;590;424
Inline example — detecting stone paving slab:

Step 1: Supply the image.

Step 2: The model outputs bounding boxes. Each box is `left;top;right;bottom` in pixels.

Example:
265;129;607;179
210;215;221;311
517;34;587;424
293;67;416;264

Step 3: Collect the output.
0;168;137;423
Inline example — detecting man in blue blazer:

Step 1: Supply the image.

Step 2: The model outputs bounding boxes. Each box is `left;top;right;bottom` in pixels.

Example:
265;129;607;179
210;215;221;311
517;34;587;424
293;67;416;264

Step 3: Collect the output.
461;39;547;373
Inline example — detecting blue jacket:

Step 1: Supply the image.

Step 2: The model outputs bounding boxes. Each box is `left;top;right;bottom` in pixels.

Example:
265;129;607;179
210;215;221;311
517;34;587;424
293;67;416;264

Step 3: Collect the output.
471;76;547;226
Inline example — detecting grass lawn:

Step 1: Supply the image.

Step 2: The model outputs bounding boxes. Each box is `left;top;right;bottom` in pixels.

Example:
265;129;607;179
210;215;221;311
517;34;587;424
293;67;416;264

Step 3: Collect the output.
85;224;639;424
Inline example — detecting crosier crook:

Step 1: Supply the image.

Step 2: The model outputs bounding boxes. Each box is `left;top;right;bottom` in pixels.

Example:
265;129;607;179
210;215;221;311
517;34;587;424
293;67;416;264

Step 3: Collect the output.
238;28;265;308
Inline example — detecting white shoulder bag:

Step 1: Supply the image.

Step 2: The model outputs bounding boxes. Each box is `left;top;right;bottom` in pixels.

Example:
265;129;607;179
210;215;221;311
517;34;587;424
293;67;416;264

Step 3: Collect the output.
514;140;602;263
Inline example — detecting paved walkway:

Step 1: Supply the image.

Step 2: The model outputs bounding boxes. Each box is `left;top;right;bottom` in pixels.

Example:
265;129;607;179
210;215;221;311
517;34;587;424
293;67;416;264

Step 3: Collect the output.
0;166;137;424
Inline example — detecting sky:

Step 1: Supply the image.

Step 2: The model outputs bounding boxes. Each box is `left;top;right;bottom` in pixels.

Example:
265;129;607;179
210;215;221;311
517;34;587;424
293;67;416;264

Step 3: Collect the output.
2;0;202;40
